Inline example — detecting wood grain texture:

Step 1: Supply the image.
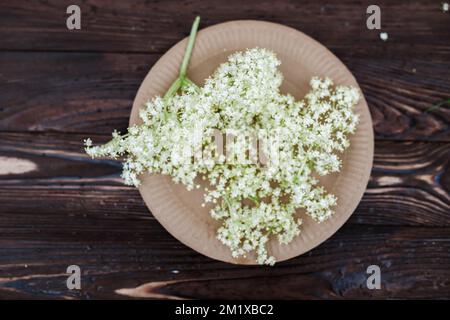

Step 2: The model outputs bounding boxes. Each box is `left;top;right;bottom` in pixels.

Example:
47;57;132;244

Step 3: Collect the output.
1;52;449;140
0;133;448;299
1;0;449;59
0;133;448;227
0;0;449;300
0;52;157;134
0;226;449;299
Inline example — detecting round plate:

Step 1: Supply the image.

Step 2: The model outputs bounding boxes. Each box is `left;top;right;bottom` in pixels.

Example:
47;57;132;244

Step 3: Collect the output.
130;20;374;264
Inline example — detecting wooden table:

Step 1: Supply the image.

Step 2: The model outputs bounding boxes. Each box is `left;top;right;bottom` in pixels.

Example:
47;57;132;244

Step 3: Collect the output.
0;0;449;299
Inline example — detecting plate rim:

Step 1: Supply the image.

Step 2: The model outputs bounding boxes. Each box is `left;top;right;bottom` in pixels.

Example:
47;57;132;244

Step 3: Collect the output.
129;20;374;265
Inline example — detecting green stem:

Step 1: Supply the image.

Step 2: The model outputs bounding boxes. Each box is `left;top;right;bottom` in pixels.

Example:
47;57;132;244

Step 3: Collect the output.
249;195;260;205
163;16;201;101
163;77;182;100
179;16;201;80
183;77;198;88
425;98;450;113
223;195;232;210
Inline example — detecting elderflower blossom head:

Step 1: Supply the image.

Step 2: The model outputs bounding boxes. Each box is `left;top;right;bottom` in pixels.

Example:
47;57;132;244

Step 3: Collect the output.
84;48;360;265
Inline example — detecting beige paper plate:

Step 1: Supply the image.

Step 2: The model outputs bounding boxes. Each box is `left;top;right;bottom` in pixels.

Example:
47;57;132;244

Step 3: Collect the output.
130;20;374;264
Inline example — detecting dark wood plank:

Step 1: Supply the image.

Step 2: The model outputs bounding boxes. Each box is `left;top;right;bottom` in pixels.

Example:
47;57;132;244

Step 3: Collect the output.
0;0;449;59
1;52;449;140
0;132;448;228
359;140;450;226
0;52;157;134
0;0;449;300
0;225;449;299
342;58;450;141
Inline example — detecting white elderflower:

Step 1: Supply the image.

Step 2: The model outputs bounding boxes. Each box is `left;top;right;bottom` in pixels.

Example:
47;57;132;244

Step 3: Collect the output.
84;48;360;265
83;138;92;147
443;2;449;12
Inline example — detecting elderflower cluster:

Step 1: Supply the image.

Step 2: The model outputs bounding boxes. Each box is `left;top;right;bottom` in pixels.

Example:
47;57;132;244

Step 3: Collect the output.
85;48;359;265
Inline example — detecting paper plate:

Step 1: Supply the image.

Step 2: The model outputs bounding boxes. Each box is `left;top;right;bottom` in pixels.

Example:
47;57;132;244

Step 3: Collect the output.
129;20;374;264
